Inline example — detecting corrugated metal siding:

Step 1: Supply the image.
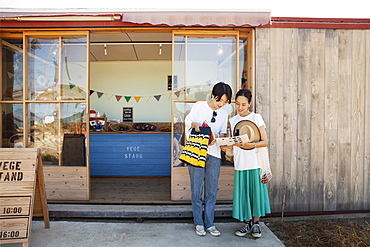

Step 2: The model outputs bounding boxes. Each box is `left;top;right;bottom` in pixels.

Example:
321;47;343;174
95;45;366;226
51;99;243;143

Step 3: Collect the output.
255;28;370;212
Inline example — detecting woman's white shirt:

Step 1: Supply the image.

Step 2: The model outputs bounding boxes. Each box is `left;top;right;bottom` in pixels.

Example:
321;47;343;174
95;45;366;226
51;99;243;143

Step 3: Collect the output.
229;112;266;170
184;101;228;159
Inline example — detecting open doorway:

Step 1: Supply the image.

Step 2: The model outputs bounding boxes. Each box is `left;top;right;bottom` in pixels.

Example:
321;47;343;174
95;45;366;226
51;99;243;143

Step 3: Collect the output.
88;32;173;203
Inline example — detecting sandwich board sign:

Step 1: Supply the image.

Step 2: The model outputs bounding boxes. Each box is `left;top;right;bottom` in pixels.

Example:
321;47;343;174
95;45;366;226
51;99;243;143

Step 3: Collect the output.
0;148;49;247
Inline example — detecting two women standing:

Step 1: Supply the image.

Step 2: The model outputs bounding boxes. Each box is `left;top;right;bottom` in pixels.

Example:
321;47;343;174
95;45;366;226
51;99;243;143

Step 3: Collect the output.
185;83;271;238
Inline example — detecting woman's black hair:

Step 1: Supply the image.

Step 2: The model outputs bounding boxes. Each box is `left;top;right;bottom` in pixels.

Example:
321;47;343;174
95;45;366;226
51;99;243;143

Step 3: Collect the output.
212;82;232;104
235;89;252;103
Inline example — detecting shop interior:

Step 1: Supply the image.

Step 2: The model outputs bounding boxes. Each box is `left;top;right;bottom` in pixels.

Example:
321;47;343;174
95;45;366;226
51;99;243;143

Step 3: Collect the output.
88;32;173;203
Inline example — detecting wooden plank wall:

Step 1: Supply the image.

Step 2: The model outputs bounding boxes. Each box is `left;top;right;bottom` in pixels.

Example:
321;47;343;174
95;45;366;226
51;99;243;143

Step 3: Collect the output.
90;133;171;176
43;167;89;201
255;28;370;213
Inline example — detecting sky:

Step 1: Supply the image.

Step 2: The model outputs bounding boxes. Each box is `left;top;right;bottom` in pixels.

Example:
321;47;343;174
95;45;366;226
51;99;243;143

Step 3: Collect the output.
0;0;369;19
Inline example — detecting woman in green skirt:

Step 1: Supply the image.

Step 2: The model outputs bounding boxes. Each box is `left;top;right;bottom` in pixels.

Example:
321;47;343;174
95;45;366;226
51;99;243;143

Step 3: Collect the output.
223;89;271;238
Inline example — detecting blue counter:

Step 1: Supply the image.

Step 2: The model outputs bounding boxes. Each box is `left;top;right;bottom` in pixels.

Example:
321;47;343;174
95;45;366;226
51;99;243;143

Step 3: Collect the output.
90;133;171;176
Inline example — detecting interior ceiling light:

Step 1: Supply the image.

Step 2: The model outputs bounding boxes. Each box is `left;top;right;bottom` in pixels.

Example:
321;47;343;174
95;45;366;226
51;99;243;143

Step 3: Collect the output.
104;44;107;56
218;44;223;55
159;44;162;55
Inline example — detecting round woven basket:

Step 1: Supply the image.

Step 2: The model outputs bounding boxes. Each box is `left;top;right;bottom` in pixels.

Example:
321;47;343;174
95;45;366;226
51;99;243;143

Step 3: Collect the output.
109;123;132;132
159;126;171;132
132;123;157;131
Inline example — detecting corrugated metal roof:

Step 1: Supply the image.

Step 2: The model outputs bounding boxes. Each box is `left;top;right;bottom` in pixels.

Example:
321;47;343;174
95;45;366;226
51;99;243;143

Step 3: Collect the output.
0;8;271;27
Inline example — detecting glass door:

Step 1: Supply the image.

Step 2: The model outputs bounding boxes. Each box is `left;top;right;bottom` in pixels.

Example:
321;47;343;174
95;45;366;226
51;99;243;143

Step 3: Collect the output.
171;30;242;201
0;31;90;200
24;33;88;165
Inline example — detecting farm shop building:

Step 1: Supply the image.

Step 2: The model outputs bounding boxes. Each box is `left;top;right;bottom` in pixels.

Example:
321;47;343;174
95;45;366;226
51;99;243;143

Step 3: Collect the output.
1;9;369;215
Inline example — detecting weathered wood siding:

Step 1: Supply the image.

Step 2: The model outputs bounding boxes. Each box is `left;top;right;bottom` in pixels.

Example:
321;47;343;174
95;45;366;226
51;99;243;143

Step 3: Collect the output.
256;28;370;212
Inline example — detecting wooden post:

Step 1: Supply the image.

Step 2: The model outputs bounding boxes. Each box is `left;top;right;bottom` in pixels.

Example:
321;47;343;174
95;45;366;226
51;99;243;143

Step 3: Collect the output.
0;148;49;246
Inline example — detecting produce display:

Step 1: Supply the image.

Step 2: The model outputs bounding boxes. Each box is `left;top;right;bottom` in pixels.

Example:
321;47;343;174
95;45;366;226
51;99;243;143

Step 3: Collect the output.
133;123;157;131
109;123;131;132
159;126;171;132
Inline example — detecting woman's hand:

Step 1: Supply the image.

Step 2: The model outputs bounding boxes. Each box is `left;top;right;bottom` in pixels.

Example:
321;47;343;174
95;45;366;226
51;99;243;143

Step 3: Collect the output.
191;122;201;132
220;145;232;151
233;142;256;149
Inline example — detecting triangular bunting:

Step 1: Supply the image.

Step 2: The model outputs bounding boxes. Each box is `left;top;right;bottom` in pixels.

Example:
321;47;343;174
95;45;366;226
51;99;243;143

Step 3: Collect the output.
134;96;141;102
78;87;83;93
154;95;161;101
205;80;212;86
106;94;113;100
195;85;201;90
69;83;76;89
97;92;104;98
143;96;150;102
187;88;191;94
124;96;131;102
90;90;95;95
7;72;14;79
115;95;122;102
174;91;181;97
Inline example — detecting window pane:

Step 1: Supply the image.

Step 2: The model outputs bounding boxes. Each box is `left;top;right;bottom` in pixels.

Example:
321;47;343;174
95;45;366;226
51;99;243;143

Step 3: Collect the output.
27;36;88;100
60;103;87;166
1;103;23;148
27;102;87;166
174;36;236;101
28;103;59;165
60;36;87;100
239;38;249;89
27;38;59;100
1;39;23;101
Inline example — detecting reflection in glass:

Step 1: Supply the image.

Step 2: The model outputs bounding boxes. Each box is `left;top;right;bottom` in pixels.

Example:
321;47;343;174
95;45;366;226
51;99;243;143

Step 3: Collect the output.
172;102;193;167
1;103;23;148
27;103;86;166
27;38;58;100
174;36;236;101
28;103;59;165
61;103;86;135
60;103;87;167
27;36;87;100
60;36;87;100
1;39;23;101
239;38;249;89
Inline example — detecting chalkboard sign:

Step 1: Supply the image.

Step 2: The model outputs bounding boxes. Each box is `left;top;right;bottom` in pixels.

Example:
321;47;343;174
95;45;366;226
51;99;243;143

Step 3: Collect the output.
167;75;172;91
167;75;178;91
122;107;133;122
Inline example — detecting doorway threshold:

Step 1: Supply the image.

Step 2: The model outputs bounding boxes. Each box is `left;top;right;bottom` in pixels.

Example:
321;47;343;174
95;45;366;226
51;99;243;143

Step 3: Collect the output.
46;204;233;221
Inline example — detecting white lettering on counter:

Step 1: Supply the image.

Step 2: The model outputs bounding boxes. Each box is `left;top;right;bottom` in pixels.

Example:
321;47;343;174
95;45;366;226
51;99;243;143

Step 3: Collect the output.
125;146;143;159
126;146;140;152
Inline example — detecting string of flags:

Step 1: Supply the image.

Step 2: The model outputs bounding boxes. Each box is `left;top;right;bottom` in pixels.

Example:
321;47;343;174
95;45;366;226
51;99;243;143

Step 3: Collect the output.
68;81;213;103
85;86;191;103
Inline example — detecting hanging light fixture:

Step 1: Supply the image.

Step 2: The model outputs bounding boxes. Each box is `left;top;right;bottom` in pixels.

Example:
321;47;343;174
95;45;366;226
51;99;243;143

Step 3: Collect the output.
104;44;107;56
217;44;223;55
159;44;162;55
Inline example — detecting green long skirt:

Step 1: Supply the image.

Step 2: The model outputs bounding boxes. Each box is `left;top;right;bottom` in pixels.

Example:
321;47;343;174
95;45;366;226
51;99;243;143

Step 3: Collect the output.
232;169;271;222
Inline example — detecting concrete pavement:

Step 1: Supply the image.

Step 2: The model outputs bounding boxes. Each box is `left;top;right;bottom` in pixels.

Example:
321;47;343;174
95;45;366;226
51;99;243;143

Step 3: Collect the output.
2;220;285;247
